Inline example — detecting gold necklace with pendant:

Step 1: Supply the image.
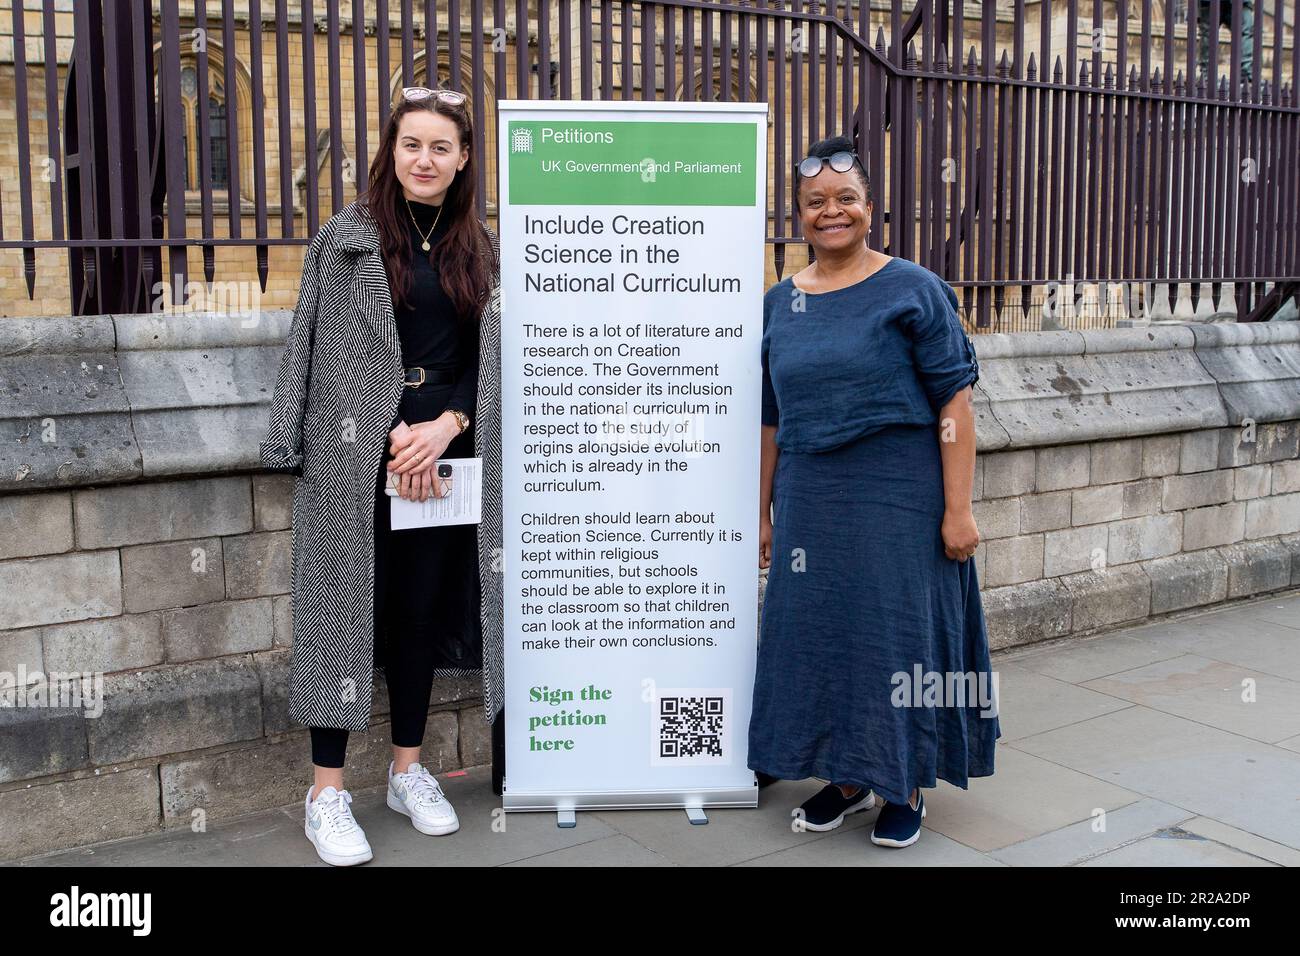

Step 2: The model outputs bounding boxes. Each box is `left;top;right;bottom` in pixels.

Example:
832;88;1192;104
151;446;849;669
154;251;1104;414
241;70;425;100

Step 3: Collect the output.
404;195;443;252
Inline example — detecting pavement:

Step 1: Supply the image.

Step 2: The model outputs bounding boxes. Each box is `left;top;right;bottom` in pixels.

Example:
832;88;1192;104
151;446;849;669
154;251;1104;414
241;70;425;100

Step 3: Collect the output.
12;588;1300;867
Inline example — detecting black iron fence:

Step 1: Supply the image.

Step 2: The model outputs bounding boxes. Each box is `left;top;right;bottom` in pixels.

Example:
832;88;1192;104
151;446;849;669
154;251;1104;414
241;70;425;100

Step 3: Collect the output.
1;0;1297;328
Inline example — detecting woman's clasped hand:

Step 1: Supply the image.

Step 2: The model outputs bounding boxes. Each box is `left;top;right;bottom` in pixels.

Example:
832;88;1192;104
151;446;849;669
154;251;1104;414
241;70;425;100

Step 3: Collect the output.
386;418;459;501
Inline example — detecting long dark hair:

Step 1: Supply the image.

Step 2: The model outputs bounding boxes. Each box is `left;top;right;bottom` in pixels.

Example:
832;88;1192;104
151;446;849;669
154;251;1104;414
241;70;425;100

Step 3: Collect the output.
361;95;493;324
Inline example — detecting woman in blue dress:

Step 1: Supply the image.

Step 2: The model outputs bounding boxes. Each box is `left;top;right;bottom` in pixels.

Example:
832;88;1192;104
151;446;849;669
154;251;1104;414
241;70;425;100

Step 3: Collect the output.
748;136;1000;849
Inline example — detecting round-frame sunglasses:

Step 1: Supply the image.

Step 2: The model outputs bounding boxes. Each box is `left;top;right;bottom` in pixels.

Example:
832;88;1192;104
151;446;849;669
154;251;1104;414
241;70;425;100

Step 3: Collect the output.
797;150;862;179
401;86;468;107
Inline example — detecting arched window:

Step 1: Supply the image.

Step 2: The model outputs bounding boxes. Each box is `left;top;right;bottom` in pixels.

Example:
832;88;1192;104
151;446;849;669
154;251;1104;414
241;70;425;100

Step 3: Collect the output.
674;68;773;126
179;64;230;191
207;95;229;188
157;44;253;204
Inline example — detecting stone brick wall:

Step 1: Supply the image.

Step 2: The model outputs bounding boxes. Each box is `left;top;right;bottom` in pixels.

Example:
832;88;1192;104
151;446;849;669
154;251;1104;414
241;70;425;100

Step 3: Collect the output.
0;472;492;856
0;474;493;861
972;424;1300;647
0;312;1296;860
961;322;1300;648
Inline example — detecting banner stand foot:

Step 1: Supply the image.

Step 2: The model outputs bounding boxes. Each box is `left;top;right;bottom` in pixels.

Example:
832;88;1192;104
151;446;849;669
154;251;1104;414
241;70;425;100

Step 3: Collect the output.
556;809;577;828
685;808;708;825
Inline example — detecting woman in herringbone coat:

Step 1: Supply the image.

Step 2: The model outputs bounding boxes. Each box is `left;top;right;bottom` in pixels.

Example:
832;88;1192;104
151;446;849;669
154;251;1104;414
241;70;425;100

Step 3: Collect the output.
258;87;504;865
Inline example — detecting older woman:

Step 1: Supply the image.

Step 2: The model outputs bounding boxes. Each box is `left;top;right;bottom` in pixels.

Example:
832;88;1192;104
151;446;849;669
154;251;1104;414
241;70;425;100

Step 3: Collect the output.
749;135;1000;849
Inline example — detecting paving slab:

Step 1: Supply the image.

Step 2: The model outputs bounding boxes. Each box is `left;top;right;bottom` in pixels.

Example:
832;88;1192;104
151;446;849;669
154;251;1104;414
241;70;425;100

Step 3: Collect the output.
920;746;1145;852
990;797;1196;867
734;825;1004;867
990;663;1134;741
1125;616;1300;682
505;834;676;867
1221;593;1300;633
1177;816;1300;866
1079;830;1278;866
997;632;1185;684
586;778;872;867
1008;705;1300;850
1080;654;1300;743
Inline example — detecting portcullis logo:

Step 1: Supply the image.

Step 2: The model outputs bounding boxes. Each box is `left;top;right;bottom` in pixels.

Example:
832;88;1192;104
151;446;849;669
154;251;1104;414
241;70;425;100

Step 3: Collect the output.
511;126;533;154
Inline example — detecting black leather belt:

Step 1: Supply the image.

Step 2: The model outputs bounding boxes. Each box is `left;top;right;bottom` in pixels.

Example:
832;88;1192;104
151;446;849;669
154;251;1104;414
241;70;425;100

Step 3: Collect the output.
403;366;456;387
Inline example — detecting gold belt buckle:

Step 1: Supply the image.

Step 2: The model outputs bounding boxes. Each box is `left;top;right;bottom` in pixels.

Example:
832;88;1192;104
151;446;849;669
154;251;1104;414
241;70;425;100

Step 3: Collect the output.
404;367;425;388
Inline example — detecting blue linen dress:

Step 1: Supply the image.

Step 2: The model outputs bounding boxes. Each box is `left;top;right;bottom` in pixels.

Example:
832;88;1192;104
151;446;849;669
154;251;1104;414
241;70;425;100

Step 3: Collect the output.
747;256;1001;806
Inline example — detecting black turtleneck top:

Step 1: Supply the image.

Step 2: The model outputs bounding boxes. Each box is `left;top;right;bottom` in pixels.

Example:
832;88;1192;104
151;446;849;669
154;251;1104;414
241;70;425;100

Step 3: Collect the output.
394;192;479;420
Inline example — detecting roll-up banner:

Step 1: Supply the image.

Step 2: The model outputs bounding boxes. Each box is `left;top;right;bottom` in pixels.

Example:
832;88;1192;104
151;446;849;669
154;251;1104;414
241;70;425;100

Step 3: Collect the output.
497;100;767;815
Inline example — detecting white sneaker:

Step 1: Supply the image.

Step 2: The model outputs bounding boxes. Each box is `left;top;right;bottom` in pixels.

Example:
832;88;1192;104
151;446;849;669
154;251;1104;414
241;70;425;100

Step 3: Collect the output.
304;785;373;866
386;760;460;835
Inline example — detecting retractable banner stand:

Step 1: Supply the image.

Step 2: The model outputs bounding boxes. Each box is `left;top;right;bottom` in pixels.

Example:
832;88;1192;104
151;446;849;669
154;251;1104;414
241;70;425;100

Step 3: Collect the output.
497;101;767;817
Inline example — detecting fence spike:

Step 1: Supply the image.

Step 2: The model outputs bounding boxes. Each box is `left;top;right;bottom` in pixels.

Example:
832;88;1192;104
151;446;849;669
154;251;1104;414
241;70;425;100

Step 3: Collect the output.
27;1;1292;322
140;251;154;308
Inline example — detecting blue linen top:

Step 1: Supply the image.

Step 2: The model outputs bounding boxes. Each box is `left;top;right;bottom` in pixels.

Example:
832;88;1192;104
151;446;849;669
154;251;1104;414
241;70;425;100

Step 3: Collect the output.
760;256;980;453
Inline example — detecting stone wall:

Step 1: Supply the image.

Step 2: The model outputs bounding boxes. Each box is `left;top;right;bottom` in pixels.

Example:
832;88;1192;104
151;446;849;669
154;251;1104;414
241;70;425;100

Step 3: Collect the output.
965;323;1300;648
0;312;1296;860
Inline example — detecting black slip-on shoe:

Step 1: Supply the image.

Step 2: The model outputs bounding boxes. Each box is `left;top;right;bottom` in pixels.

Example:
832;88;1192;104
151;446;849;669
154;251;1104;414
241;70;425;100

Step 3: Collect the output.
870;790;926;848
794;783;876;832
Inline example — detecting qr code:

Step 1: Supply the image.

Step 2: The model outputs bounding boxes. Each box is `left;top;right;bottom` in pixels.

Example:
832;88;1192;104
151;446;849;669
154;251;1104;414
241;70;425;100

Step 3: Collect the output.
652;689;731;765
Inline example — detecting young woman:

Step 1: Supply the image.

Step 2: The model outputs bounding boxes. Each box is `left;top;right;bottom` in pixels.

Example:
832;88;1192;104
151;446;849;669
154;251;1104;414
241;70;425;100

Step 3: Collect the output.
259;87;505;865
749;135;1000;849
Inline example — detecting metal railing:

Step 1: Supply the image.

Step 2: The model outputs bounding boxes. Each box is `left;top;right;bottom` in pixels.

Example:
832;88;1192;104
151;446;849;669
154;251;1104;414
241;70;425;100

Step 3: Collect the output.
1;0;1297;328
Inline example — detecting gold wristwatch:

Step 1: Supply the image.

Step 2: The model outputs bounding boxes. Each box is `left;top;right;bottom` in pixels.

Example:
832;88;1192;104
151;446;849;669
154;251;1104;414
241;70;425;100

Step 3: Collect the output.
447;408;470;434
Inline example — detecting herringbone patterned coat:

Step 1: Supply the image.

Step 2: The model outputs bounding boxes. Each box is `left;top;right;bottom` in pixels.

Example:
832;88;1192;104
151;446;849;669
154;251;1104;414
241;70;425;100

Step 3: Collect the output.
259;199;504;733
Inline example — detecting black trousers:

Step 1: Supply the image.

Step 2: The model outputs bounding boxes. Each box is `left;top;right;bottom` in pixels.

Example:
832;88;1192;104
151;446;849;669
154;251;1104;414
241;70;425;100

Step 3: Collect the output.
309;380;481;769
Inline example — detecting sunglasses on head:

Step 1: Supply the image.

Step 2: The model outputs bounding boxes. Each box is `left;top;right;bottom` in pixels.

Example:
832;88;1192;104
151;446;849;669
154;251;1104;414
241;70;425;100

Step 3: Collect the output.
401;86;468;107
797;150;862;179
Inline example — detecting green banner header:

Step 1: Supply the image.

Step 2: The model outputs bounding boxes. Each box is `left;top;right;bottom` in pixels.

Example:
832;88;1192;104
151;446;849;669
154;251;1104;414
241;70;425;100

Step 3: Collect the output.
506;120;757;206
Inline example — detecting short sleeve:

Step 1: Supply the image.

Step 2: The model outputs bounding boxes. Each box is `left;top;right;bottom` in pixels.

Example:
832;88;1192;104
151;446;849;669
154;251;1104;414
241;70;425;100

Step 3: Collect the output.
905;275;980;413
760;298;779;427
